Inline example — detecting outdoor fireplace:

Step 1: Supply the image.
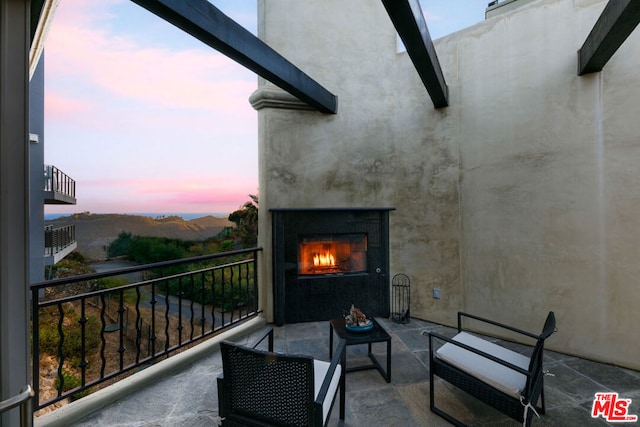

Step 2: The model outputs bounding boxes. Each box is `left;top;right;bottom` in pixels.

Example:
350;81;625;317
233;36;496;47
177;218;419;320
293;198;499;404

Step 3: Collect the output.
272;208;393;324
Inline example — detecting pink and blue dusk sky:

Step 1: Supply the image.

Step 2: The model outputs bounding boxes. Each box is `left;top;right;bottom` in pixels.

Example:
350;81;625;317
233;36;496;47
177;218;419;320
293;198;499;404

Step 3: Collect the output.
44;0;490;216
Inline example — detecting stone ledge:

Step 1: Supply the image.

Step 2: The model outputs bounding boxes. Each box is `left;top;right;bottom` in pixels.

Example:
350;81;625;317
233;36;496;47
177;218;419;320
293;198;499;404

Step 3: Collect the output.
249;86;318;111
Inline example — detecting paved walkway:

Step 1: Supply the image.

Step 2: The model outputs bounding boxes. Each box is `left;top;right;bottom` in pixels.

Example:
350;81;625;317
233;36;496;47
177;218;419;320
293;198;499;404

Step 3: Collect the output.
40;317;640;426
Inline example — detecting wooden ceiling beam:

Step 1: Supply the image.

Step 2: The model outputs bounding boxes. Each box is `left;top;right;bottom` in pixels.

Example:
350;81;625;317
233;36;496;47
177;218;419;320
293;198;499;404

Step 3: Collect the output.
381;0;448;108
578;0;640;75
131;0;338;113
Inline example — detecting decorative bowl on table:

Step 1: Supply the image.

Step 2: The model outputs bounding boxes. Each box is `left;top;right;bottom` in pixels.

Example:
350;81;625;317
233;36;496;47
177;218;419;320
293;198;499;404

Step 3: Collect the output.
344;304;373;332
345;320;373;332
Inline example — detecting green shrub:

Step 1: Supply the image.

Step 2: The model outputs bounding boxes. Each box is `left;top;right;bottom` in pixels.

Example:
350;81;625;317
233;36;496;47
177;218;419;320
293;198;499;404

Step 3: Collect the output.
39;304;101;366
97;277;128;289
54;368;81;392
220;240;234;252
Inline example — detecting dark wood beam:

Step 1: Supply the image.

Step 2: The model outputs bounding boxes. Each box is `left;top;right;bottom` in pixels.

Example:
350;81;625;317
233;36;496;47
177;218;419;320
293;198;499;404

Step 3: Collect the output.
130;0;337;113
381;0;448;108
578;0;640;75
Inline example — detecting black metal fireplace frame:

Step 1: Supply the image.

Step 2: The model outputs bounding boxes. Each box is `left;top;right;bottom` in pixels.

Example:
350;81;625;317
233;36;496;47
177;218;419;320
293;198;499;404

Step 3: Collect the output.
271;208;394;325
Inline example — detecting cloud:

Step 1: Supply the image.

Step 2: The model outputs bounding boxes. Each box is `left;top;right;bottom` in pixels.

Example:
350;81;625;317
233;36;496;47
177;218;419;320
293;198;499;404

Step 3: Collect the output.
47;4;256;108
44;0;259;214
71;177;256;213
45;91;94;120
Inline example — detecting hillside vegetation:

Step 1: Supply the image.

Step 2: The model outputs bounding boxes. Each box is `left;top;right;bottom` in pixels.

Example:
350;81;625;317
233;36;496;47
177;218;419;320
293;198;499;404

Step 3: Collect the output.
47;213;233;261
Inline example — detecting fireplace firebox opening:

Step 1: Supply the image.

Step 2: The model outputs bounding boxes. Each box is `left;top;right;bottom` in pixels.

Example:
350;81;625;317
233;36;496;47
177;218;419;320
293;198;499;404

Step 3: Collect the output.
298;234;367;275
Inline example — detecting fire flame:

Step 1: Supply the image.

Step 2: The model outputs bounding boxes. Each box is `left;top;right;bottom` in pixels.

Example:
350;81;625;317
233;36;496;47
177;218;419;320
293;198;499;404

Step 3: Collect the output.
313;251;335;267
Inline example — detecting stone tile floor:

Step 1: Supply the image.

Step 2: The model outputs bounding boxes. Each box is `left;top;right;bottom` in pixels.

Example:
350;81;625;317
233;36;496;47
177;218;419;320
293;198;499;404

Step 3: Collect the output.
60;317;640;426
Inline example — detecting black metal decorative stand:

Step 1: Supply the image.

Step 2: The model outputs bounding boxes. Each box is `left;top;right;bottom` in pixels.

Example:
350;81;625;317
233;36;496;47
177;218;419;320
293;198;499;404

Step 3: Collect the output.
391;273;410;323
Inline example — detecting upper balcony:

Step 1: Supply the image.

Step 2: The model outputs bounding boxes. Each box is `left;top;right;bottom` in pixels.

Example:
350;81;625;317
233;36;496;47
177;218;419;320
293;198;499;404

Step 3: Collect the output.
44;165;76;205
43;224;77;265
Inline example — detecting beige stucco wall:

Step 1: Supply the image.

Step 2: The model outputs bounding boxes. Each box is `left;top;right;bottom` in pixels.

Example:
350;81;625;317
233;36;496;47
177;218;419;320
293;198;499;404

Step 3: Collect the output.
255;0;640;370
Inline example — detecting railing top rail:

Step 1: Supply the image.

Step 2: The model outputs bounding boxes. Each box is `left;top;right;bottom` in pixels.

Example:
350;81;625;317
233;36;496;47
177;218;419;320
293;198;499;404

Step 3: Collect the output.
30;247;262;290
37;256;258;307
44;164;75;181
43;224;75;231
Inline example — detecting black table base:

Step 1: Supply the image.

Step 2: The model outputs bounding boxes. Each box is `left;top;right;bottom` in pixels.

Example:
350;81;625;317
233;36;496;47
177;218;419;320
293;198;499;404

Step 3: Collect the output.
329;318;391;382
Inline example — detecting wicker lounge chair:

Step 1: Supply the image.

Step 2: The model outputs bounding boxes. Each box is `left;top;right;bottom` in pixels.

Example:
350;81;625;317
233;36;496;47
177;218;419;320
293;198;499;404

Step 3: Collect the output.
218;327;346;426
429;311;556;426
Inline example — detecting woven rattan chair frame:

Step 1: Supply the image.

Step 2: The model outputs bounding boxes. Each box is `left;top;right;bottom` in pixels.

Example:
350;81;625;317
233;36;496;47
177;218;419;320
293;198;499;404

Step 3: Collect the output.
429;311;556;427
218;327;346;427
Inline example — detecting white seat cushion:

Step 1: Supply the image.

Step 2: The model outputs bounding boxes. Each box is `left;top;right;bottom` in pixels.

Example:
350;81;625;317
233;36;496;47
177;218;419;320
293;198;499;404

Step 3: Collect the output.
435;332;530;399
314;360;342;422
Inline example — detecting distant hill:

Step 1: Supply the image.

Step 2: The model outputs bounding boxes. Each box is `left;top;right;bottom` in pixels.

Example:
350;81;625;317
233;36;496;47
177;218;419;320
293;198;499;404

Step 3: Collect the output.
47;213;233;261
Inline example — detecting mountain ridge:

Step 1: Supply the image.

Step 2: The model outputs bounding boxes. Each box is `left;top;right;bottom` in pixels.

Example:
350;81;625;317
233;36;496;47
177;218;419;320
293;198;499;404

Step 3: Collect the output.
47;213;233;261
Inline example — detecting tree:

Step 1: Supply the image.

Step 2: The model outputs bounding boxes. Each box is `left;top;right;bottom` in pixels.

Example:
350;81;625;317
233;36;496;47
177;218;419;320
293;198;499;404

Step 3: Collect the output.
228;194;258;247
106;231;133;259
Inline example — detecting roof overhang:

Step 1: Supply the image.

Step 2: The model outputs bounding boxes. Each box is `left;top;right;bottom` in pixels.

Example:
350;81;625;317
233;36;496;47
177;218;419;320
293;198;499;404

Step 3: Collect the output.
30;0;60;79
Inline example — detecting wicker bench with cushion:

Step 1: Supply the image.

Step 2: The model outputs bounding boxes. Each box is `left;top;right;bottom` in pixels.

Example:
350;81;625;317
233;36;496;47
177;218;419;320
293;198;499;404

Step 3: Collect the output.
429;311;556;427
218;327;346;427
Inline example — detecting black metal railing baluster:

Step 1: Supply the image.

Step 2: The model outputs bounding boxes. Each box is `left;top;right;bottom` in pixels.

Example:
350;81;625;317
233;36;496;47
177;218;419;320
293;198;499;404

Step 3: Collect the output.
242;262;249;319
79;297;88;389
135;286;142;364
246;261;251;316
163;279;170;353
199;271;206;335
253;251;259;313
229;265;236;322
239;262;244;319
220;267;226;326
176;276;184;346
56;303;65;397
117;290;126;371
189;274;195;341
210;270;218;331
150;282;157;357
99;294;107;378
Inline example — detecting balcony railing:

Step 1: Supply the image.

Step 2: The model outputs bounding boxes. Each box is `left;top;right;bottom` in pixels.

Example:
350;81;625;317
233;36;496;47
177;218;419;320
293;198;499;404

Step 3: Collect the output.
44;224;76;258
30;248;262;413
44;165;76;204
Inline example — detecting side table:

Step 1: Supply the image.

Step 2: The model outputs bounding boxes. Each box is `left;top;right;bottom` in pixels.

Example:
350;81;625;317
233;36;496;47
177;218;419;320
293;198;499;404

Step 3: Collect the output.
329;317;391;382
